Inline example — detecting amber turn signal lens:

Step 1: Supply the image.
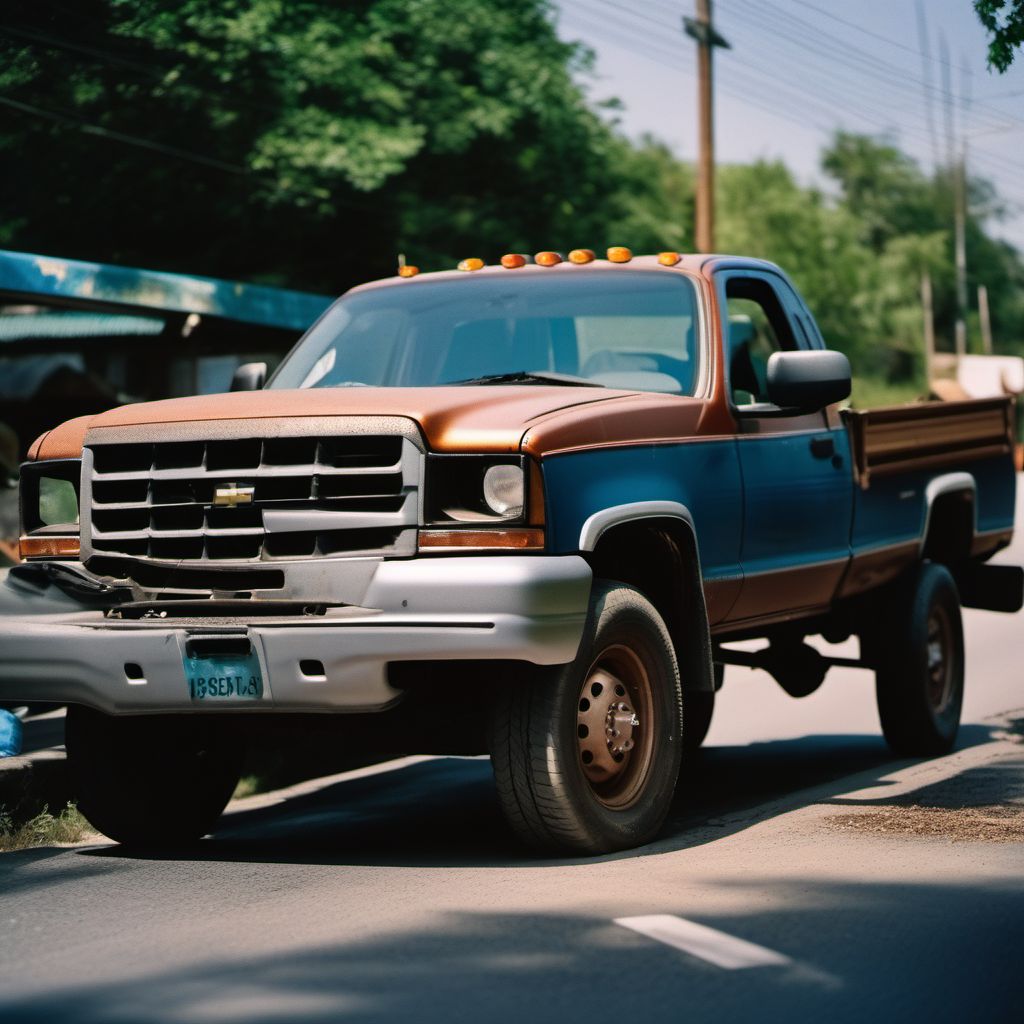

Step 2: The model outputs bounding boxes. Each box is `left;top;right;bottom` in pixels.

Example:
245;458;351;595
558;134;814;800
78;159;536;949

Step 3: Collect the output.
398;265;420;278
658;251;682;266
534;251;562;267
457;258;485;272
501;253;527;269
19;535;80;560
568;248;595;264
419;528;545;551
606;246;633;263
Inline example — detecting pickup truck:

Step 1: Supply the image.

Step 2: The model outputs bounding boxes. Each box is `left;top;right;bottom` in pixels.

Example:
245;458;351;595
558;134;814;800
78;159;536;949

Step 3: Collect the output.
2;249;1020;855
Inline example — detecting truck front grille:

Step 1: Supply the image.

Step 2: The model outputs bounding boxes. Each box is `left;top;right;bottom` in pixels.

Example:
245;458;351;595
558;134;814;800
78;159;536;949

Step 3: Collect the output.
84;433;421;563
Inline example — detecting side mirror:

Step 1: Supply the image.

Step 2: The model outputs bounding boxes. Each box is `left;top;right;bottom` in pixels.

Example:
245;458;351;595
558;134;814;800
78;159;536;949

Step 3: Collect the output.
766;350;851;411
230;361;267;392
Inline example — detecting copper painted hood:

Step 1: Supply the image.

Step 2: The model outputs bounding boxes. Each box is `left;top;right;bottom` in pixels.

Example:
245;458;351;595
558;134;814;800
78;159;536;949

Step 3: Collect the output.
30;385;711;461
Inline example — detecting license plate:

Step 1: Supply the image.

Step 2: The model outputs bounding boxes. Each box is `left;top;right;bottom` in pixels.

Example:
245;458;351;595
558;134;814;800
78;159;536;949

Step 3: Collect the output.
183;638;264;702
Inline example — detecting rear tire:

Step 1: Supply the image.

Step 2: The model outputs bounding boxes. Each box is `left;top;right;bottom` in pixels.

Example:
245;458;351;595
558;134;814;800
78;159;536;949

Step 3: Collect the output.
871;562;964;756
490;581;683;855
66;707;244;847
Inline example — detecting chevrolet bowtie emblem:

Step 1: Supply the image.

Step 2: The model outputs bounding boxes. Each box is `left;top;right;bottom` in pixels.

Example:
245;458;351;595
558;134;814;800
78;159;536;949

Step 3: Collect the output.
213;483;255;507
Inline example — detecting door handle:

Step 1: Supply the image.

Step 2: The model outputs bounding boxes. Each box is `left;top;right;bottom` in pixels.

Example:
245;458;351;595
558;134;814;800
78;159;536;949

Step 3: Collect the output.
810;436;835;459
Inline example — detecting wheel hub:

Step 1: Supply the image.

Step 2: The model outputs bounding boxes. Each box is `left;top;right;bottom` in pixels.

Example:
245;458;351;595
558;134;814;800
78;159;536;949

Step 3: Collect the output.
577;667;641;784
926;609;952;711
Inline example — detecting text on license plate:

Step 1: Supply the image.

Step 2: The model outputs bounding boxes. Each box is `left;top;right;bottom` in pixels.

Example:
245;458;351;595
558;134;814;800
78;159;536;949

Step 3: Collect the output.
183;636;264;701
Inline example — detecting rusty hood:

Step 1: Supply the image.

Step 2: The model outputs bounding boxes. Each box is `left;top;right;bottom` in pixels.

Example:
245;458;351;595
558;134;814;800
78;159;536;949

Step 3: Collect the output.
29;385;712;461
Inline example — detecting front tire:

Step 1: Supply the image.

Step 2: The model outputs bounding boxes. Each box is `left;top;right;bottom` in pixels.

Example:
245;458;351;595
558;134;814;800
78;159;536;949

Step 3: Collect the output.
66;707;244;847
872;562;965;756
490;581;683;855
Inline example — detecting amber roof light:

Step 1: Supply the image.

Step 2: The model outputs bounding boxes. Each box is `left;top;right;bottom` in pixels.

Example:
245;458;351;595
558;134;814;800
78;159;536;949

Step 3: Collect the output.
457;258;485;272
534;251;562;267
398;264;420;278
606;246;633;263
658;252;682;266
501;253;528;269
568;249;595;264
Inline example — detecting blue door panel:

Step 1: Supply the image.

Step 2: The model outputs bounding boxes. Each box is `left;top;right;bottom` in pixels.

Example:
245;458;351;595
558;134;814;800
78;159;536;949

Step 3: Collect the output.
737;427;854;573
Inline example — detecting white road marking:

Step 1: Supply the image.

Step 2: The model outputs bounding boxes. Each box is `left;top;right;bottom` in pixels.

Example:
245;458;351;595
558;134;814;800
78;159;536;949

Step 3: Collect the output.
614;915;793;970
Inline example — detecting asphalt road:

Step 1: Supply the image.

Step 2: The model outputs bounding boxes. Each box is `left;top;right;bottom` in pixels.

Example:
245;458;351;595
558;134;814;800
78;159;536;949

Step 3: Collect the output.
2;485;1023;1023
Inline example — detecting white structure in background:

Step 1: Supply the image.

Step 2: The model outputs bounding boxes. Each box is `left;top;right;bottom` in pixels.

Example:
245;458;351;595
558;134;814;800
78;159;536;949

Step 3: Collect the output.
956;355;1024;399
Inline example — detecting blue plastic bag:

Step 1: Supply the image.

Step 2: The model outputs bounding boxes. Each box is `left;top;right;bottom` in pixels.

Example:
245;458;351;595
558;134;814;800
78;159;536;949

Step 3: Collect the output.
0;709;22;757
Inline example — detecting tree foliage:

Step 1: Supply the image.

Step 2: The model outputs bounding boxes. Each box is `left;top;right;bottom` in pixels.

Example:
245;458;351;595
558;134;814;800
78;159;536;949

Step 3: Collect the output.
1;0;629;290
1;2;1023;387
975;0;1024;72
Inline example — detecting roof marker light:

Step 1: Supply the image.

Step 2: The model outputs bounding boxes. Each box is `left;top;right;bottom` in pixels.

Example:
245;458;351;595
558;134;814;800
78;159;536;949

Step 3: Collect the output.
606;246;633;263
501;253;528;269
568;248;595;264
658;251;682;266
457;258;485;272
397;253;419;278
534;251;562;267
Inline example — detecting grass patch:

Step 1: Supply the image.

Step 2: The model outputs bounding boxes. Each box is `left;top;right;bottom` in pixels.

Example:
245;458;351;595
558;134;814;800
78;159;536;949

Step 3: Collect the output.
849;376;926;409
0;803;94;852
232;774;262;801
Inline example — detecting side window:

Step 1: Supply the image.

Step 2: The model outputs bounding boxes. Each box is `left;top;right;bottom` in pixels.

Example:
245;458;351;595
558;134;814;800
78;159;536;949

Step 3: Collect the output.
725;277;799;407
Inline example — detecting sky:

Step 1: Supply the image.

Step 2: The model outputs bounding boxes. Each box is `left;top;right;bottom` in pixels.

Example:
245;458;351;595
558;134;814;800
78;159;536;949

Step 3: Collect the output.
551;0;1024;250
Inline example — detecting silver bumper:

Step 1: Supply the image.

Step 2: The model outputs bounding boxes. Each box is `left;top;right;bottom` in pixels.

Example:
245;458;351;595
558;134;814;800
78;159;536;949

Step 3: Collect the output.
0;556;592;714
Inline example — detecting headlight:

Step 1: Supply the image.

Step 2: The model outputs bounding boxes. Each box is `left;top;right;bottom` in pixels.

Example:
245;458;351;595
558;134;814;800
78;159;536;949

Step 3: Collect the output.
425;455;527;524
422;455;544;552
482;464;525;518
19;459;81;559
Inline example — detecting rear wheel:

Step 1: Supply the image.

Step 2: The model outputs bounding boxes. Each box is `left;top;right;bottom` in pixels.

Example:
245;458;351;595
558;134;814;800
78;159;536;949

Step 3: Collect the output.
872;562;964;756
66;707;244;847
490;581;683;855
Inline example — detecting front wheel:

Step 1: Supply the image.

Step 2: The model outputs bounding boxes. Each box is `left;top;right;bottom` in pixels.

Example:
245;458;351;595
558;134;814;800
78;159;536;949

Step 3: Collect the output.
490;581;683;855
872;562;965;756
66;707;244;847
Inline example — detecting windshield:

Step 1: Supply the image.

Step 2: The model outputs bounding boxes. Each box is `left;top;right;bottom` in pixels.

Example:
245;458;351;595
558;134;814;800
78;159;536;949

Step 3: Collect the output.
270;271;701;395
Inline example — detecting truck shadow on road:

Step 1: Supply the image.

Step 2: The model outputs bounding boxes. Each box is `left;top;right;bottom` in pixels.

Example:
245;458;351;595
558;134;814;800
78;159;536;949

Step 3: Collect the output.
72;722;1003;869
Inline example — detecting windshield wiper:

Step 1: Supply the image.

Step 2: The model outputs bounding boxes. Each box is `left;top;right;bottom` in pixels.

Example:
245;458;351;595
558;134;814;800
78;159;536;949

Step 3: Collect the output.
449;370;605;388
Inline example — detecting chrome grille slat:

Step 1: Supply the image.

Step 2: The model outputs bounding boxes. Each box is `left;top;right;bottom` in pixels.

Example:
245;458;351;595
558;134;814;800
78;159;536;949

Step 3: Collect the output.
88;462;405;482
85;432;421;564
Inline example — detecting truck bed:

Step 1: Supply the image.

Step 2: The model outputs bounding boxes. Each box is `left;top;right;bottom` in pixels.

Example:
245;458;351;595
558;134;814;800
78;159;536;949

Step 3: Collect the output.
842;396;1015;488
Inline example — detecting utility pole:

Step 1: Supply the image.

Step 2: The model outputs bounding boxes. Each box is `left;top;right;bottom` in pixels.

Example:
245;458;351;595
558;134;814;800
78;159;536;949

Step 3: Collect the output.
953;142;969;358
978;284;993;355
922;272;936;394
939;33;968;360
684;1;730;253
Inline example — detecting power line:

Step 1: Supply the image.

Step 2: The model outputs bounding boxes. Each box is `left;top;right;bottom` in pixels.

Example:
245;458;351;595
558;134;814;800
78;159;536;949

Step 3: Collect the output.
712;0;1024;133
565;1;1024;190
578;0;1011;162
0;95;248;174
788;0;973;74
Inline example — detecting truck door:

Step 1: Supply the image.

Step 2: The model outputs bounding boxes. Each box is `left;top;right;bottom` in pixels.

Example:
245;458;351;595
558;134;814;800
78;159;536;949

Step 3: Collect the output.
719;270;854;623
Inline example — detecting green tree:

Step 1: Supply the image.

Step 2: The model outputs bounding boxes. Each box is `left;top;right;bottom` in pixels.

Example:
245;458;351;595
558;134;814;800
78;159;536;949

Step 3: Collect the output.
975;0;1024;72
715;159;881;368
822;131;1024;363
0;0;628;291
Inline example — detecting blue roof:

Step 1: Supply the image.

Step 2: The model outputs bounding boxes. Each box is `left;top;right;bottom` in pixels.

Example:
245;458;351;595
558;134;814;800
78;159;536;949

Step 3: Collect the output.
0;249;333;332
